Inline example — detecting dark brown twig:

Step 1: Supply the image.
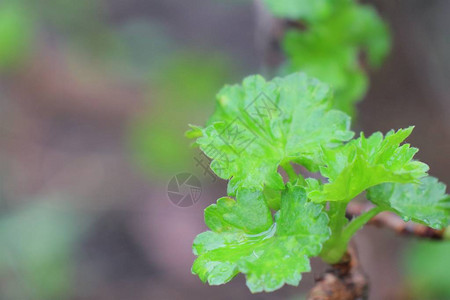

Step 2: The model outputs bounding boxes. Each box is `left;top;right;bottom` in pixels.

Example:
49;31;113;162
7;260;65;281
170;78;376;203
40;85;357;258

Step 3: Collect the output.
308;242;368;300
346;202;445;240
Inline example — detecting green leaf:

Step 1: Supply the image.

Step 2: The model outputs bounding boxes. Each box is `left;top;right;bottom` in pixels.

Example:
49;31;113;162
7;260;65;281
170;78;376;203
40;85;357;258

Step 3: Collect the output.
192;185;330;293
281;3;390;117
367;176;450;229
307;127;429;202
189;72;354;192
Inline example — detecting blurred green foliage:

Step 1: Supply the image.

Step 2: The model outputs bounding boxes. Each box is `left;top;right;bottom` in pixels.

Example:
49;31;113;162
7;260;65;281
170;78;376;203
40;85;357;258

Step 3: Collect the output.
0;0;241;180
0;199;87;300
114;19;176;77
404;238;450;299
127;52;236;177
15;0;107;49
0;0;124;63
263;0;335;21
0;3;33;70
264;0;390;117
0;0;114;71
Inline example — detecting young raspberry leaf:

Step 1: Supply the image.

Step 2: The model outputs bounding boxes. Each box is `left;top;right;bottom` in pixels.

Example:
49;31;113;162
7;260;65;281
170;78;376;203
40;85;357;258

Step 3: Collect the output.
188;72;354;193
307;127;429;202
192;185;330;293
367;177;450;229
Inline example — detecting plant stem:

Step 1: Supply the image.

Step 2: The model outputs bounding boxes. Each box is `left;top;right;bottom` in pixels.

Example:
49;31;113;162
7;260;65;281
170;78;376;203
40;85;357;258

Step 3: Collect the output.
341;206;385;242
281;161;298;183
348;202;446;240
320;202;349;264
309;242;369;300
330;202;348;233
296;172;306;185
321;204;384;264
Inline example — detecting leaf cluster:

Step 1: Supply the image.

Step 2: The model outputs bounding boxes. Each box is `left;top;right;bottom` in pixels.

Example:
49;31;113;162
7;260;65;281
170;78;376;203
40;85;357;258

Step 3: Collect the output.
264;0;391;117
187;72;449;292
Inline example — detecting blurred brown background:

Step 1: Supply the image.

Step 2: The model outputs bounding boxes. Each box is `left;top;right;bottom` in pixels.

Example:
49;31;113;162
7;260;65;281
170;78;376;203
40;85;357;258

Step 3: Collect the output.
0;0;448;299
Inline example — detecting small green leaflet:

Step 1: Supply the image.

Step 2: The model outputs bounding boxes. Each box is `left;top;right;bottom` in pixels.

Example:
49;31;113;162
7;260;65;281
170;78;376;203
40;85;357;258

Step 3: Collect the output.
307;127;429;202
367;177;450;229
188;72;354;193
280;3;390;117
192;185;330;293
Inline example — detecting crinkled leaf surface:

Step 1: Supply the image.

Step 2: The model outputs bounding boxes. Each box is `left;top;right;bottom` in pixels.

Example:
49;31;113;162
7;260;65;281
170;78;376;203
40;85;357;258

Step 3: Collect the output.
367;176;450;229
189;73;353;192
192;185;330;293
282;3;390;116
307;127;429;202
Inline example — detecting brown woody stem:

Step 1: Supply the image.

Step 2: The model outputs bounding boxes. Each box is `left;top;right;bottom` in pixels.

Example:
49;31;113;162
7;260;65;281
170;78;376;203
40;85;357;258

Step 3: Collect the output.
308;242;368;300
